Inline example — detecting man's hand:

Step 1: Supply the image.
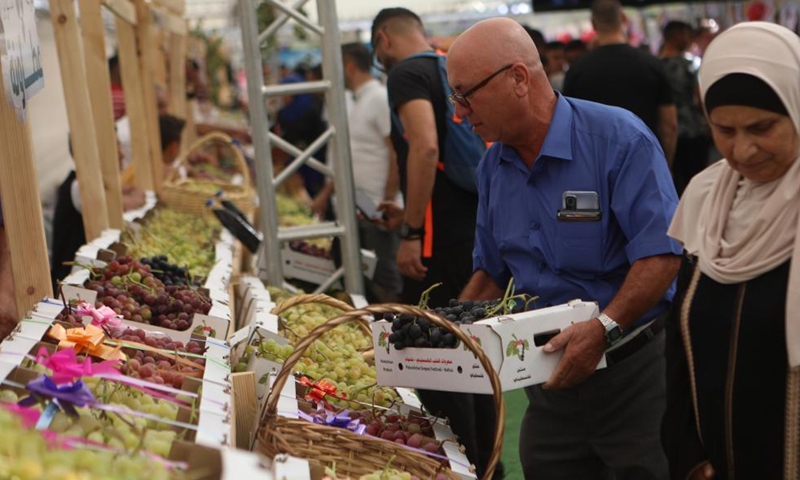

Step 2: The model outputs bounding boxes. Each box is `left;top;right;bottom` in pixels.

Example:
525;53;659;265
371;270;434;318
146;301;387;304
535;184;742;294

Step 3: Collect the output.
310;194;329;219
122;186;146;211
543;319;607;389
376;201;404;231
689;462;715;479
397;239;427;281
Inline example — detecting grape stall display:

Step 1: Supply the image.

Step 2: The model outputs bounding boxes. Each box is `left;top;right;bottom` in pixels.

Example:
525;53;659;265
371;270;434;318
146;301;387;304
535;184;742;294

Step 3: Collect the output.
58;256;212;332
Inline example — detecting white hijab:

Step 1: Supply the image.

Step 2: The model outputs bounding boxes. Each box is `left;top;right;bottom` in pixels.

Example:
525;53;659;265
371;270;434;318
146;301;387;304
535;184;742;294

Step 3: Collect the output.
668;22;800;367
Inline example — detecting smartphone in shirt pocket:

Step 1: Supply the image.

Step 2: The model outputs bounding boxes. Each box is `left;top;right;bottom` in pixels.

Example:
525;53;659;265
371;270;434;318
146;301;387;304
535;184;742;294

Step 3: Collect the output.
557;191;601;222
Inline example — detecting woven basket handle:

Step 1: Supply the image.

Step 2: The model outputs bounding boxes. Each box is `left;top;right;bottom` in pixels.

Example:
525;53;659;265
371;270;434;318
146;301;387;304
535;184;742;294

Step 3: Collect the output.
264;303;505;480
270;293;372;338
169;131;252;187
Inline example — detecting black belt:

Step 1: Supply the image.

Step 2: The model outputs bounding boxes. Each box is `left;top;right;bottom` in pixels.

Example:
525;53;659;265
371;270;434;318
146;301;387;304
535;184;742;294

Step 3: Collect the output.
605;313;666;366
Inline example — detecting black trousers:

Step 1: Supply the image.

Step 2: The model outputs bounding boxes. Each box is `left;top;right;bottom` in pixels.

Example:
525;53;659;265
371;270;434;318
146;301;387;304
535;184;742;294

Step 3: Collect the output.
402;241;504;479
520;333;668;480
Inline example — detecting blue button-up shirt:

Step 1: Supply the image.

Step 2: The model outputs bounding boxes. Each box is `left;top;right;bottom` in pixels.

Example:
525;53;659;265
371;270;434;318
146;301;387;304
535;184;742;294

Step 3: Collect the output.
474;94;682;326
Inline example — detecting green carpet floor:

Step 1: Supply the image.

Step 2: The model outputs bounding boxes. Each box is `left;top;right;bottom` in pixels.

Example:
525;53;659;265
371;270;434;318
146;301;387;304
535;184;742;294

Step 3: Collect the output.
500;389;527;479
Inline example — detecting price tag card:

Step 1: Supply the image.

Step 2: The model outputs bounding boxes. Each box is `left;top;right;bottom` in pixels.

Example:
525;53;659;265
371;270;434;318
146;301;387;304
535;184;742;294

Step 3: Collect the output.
0;0;45;120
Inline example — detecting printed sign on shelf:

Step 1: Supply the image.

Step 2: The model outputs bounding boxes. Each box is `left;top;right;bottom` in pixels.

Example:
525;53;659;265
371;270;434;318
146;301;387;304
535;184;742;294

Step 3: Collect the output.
0;0;44;120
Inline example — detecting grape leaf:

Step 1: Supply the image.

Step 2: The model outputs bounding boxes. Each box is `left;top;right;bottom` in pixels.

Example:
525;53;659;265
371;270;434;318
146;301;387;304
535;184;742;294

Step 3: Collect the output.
259;374;269;385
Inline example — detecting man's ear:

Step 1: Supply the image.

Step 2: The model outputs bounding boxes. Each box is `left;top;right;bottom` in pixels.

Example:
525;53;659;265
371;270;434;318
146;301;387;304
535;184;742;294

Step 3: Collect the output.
512;64;530;98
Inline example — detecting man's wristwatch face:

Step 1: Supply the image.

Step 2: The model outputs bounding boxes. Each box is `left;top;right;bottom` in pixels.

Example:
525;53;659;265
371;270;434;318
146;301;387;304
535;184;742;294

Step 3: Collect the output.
400;223;424;239
598;313;623;347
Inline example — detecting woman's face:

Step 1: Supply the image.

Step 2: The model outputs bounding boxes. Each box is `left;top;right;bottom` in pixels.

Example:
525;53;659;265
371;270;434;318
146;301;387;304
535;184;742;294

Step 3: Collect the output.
709;105;798;183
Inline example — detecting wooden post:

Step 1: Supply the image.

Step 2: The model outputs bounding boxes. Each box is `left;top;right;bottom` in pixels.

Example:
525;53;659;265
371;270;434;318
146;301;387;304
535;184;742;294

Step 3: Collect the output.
230;372;257;449
50;0;110;241
168;28;187;119
116;16;156;191
134;0;165;192
0;71;54;317
78;0;125;229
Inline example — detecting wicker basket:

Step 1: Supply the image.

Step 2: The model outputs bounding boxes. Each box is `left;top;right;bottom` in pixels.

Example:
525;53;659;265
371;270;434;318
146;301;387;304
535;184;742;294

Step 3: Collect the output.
257;304;505;480
160;132;255;215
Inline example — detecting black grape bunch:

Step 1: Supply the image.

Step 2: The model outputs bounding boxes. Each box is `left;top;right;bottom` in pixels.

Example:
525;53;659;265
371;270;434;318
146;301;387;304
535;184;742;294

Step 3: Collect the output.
377;279;537;350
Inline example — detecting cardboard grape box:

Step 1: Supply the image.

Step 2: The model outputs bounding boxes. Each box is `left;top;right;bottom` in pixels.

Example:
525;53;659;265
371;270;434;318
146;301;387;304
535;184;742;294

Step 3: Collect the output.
55;284;232;344
371;300;603;394
281;246;378;286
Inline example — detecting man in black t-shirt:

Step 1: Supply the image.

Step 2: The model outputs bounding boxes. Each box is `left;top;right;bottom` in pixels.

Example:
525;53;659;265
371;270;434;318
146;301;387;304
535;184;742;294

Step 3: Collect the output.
371;8;500;480
564;0;678;165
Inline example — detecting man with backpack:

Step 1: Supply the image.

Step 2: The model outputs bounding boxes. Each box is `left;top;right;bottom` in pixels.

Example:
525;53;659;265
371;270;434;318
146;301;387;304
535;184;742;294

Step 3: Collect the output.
371;8;501;480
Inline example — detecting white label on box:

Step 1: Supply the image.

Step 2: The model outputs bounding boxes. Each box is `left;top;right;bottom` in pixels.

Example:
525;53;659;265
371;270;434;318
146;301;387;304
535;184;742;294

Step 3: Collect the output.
22;318;56;340
60;285;98;306
200;380;229;406
436;424;477;479
221;449;277;480
268;372;300;421
349;294;369;310
372;301;602;394
271;454;312;480
252;312;279;333
207;303;232;322
0;337;37;365
395;387;422;410
62;270;91;288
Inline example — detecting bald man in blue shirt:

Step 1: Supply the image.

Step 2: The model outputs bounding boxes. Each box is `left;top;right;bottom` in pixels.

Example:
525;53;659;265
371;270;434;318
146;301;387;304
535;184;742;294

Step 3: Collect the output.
447;18;682;480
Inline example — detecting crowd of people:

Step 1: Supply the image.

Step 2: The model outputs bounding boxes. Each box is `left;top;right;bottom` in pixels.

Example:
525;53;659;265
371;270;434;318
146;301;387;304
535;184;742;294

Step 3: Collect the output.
324;4;798;480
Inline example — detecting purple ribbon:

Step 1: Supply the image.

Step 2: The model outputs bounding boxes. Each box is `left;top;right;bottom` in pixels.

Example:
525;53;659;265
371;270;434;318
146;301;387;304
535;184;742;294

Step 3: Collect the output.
19;375;95;417
297;406;366;436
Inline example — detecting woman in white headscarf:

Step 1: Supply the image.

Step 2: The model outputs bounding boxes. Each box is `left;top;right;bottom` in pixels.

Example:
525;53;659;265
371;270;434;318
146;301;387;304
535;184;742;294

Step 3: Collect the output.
663;22;800;480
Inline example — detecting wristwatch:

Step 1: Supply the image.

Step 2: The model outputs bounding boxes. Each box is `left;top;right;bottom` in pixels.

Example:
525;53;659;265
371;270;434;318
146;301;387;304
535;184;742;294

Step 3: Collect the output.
400;222;425;240
596;313;623;348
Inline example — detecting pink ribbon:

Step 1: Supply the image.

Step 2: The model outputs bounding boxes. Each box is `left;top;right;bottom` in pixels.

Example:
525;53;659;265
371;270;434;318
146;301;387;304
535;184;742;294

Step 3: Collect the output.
75;302;125;334
35;347;121;385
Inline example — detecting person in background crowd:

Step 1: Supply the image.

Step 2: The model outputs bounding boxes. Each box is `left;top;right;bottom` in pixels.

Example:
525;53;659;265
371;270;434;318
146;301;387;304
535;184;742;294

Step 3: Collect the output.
664;22;800;480
370;8;499;479
692;19;720;57
564;0;678;165
522;25;549;70
0;202;17;341
660;21;710;196
109;55;126;121
52;115;184;288
544;41;567;91
448;17;681;479
565;39;588;66
311;43;403;303
159;114;188;178
276;64;328;198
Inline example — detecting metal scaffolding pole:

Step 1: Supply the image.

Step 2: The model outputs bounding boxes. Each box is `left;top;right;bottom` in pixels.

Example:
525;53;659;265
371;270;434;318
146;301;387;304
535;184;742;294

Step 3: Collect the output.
239;0;364;295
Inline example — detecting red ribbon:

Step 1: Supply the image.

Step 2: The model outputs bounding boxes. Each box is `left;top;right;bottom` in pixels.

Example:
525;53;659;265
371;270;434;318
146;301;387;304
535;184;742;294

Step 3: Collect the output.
299;376;347;408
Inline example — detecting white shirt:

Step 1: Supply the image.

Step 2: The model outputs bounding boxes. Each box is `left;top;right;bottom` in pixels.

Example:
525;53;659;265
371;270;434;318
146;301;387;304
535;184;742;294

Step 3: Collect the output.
348;79;395;207
116;116;132;170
